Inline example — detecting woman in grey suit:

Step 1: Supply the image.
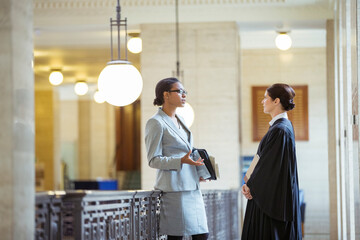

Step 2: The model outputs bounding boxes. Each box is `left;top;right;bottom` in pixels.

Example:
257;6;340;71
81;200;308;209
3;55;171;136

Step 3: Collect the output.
145;77;209;240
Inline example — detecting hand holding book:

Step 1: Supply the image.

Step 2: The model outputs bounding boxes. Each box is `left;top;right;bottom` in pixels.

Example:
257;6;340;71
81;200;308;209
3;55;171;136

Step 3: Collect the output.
193;148;219;180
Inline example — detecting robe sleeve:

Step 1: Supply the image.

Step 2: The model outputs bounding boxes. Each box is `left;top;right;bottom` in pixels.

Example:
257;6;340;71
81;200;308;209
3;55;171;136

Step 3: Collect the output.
246;127;295;222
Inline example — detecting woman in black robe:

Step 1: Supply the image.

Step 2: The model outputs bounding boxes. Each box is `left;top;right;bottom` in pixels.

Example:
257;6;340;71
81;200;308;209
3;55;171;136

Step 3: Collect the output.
241;83;302;240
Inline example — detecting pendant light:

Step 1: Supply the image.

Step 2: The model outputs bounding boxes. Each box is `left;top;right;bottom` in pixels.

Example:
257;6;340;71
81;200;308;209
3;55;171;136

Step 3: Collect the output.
176;102;195;127
275;32;292;51
49;69;63;86
127;32;142;54
173;0;195;127
94;90;106;104
74;80;88;96
97;0;143;107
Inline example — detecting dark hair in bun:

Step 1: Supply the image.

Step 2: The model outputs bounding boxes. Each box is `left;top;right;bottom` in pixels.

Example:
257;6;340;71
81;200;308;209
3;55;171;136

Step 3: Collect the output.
153;77;180;106
267;83;296;111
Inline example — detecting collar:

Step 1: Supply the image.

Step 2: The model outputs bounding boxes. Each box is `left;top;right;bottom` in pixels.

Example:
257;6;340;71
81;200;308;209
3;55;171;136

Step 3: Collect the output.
269;112;288;126
158;107;187;127
157;108;192;148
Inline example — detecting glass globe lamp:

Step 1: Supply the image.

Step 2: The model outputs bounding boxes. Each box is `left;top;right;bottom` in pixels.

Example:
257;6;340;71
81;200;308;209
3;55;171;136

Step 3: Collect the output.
176;102;195;128
49;70;63;86
98;60;143;107
74;81;88;96
275;32;292;51
127;37;142;54
94;90;106;104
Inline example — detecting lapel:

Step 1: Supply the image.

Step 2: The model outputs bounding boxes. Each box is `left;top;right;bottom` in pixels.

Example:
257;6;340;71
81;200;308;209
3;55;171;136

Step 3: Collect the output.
176;114;193;145
157;108;192;150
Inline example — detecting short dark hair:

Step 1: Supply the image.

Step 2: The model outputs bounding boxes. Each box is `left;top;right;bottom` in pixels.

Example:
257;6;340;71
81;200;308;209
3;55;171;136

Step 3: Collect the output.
153;77;180;106
267;83;296;111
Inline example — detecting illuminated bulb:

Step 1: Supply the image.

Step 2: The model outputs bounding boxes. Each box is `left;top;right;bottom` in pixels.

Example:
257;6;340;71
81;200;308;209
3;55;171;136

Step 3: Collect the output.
176;102;195;128
127;37;142;54
98;61;143;107
94;90;106;104
49;71;63;86
275;32;292;51
74;81;88;96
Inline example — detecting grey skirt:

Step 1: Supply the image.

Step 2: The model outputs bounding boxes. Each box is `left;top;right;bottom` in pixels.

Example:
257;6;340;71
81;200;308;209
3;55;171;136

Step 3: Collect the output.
159;189;209;236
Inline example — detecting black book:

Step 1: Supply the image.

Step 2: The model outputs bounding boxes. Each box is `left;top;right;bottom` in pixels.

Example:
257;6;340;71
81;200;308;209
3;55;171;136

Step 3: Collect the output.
193;148;219;180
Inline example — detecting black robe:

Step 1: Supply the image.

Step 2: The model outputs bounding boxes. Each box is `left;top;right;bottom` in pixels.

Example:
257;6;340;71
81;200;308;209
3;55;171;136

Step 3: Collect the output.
242;118;302;240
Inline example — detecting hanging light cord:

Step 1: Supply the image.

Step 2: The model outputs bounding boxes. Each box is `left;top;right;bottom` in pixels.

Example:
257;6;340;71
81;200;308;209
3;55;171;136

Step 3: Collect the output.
175;0;180;78
116;0;121;60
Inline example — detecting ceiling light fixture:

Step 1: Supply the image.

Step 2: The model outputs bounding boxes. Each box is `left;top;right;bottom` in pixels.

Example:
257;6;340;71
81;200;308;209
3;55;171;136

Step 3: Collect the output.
275;32;292;51
49;69;63;86
94;90;106;104
172;0;195;128
127;32;142;54
74;80;88;96
97;0;143;107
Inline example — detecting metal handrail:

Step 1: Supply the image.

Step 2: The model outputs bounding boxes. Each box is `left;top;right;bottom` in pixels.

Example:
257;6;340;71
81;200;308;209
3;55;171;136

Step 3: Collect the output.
35;189;239;240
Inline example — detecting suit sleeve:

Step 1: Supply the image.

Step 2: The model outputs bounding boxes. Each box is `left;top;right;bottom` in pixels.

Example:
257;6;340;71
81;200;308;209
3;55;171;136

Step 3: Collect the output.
246;127;294;222
145;118;182;171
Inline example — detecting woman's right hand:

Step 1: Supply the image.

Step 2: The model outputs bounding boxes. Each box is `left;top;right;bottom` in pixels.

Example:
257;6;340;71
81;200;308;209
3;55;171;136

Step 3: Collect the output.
181;150;204;166
241;184;253;200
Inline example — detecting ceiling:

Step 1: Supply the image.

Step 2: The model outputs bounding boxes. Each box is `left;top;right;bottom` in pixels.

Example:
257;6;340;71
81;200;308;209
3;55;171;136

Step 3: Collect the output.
33;0;334;89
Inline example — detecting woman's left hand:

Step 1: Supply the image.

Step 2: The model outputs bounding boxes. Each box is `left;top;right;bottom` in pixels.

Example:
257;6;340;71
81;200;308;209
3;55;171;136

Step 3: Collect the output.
181;150;204;166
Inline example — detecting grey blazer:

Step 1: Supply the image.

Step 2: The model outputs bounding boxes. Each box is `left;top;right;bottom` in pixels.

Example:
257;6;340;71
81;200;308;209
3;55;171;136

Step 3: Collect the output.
145;108;199;192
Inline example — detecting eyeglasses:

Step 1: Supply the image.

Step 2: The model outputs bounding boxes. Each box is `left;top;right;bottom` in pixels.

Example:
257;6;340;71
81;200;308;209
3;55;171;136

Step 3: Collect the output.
168;89;188;95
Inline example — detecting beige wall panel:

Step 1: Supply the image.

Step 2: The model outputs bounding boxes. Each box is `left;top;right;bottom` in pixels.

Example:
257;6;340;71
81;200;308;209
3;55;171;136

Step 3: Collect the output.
60;98;115;182
90;101;115;179
59;100;78;180
35;90;61;190
78;99;91;179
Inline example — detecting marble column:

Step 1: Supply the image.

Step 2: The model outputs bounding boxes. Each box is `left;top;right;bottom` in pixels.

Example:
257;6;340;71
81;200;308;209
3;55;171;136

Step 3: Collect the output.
78;99;91;179
0;0;35;239
332;0;360;237
35;89;61;190
326;19;339;240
